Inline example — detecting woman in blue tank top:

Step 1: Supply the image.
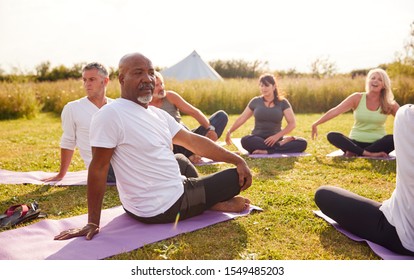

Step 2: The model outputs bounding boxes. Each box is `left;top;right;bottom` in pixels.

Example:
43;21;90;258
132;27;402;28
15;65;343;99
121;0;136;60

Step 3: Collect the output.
311;68;400;157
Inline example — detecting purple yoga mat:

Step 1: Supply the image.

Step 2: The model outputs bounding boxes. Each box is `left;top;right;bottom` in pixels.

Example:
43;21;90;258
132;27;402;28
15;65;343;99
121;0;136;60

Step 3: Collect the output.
326;150;396;160
0;205;261;260
313;210;414;260
0;169;115;186
231;138;311;158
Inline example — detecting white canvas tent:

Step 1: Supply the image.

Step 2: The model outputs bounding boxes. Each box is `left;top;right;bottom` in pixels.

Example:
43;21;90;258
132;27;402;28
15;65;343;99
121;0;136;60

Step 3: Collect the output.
161;50;223;81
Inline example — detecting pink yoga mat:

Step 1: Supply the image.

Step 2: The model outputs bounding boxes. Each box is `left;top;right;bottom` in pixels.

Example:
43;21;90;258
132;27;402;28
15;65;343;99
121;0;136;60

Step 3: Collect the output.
0;169;115;186
0;205;261;260
313;210;414;260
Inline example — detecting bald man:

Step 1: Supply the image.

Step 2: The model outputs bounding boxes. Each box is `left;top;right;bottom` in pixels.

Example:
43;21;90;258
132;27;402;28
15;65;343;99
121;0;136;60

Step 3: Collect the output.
55;52;252;241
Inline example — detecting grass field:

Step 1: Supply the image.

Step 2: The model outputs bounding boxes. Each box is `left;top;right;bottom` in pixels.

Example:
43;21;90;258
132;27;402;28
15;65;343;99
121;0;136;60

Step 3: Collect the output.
0;112;397;260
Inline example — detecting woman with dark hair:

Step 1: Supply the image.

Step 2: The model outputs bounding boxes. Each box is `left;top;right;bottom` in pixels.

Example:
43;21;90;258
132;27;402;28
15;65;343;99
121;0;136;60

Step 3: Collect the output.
225;73;307;154
311;68;400;157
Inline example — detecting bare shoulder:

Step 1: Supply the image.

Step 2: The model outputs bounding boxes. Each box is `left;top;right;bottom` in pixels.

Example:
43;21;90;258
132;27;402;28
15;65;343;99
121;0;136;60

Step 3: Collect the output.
347;92;363;107
392;101;400;116
165;91;183;103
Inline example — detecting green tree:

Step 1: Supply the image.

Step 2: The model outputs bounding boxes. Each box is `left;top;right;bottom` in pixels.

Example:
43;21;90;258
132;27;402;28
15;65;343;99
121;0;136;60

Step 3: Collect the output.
310;56;337;78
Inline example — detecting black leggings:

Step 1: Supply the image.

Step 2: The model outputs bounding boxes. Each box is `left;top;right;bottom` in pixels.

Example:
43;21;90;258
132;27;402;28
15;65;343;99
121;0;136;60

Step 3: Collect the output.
314;186;414;256
125;158;241;224
327;132;394;156
241;135;308;154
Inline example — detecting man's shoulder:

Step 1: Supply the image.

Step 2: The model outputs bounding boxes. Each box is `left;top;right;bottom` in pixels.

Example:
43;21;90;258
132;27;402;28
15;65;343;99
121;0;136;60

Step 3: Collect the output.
106;97;116;103
149;105;168;116
65;96;87;106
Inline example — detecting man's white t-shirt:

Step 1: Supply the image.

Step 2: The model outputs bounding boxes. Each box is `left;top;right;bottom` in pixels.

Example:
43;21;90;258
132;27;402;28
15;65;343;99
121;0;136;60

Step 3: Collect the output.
60;96;113;168
380;104;414;251
90;98;184;217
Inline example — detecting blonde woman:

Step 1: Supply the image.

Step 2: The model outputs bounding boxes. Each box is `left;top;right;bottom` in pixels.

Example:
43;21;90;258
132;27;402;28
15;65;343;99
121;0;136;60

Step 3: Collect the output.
150;71;228;163
315;104;414;256
312;68;400;157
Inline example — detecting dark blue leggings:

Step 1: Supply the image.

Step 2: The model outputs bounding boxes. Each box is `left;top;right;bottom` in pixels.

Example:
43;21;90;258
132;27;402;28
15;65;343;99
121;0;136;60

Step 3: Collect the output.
315;186;414;256
173;110;228;157
327;132;394;156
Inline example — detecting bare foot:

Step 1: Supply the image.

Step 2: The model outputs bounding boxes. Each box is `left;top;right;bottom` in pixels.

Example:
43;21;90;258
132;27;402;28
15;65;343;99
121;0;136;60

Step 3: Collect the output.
210;196;250;213
278;136;295;146
252;149;268;154
363;151;389;158
344;151;357;157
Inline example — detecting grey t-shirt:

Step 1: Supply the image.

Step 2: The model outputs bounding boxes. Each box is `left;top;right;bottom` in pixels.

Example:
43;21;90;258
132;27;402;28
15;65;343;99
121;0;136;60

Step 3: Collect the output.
248;96;291;138
160;97;182;123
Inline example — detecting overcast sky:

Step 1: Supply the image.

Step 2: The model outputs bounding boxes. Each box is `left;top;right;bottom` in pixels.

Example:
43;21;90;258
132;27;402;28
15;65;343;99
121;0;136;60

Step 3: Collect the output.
0;0;413;74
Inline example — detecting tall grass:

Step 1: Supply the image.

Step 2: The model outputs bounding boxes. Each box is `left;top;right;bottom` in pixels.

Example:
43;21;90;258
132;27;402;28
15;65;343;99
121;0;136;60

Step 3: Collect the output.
1;75;413;119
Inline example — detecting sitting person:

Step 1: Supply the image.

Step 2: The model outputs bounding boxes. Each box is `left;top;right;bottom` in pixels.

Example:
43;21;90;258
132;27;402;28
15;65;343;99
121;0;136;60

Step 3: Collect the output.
314;104;414;256
311;68;399;157
149;71;228;163
42;62;116;183
225;73;307;154
54;52;252;241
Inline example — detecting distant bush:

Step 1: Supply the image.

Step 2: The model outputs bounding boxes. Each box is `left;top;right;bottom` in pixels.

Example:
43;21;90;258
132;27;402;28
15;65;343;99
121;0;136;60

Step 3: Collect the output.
0;75;413;120
0;82;41;119
209;59;267;78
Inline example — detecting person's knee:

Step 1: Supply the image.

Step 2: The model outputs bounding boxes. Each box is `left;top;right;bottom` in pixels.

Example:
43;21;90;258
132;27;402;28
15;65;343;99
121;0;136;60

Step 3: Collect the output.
327;132;341;144
240;136;254;153
384;134;394;143
215;110;228;118
314;186;333;209
296;138;308;152
226;168;241;194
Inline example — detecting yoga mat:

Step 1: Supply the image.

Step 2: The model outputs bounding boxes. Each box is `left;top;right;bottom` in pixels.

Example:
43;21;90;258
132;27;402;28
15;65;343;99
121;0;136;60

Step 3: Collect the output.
326;150;396;160
193;157;224;166
0;205;262;260
313;210;414;260
0;169;115;186
231;138;311;158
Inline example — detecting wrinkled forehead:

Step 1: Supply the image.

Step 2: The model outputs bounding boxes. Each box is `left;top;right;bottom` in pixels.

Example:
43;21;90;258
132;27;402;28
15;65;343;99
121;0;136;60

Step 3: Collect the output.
129;56;153;70
82;68;101;78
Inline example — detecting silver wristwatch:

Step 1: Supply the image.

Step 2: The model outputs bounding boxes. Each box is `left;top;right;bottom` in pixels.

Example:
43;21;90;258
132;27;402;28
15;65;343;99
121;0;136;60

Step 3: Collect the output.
207;125;215;131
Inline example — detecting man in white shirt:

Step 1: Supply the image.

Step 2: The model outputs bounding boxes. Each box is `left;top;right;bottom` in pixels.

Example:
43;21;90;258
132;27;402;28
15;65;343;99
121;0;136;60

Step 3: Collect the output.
43;62;115;183
54;52;252;241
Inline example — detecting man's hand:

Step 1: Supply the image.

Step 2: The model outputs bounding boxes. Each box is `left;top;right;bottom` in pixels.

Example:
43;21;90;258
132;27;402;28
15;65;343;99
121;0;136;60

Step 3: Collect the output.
54;223;99;241
41;173;64;183
236;160;252;191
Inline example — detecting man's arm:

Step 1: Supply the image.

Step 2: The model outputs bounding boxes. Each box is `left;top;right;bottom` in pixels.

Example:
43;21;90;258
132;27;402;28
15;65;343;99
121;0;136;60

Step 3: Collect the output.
54;147;114;241
173;129;252;190
42;148;74;182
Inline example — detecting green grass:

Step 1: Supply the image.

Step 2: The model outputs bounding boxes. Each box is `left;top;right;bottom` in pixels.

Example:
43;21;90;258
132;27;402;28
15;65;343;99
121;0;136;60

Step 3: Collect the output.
0;112;396;259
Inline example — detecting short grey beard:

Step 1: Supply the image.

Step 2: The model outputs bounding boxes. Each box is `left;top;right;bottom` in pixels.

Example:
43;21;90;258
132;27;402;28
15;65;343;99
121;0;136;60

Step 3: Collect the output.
137;94;153;104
